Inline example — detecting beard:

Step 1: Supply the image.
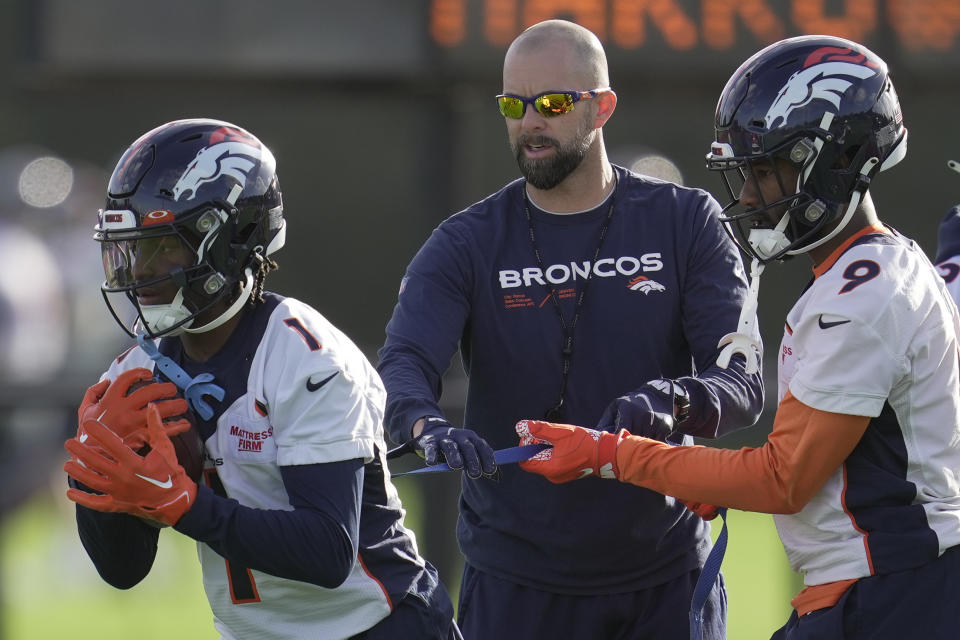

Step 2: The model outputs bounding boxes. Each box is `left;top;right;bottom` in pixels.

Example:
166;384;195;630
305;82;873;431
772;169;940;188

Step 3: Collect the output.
512;125;593;190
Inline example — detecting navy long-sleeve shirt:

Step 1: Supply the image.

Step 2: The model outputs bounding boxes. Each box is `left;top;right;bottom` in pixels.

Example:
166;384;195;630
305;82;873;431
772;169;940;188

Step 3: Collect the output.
73;460;361;589
378;166;763;593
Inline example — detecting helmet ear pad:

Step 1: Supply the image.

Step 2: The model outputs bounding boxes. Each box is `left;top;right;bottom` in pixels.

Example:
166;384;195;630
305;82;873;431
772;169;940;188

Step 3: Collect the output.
807;117;882;200
206;180;284;280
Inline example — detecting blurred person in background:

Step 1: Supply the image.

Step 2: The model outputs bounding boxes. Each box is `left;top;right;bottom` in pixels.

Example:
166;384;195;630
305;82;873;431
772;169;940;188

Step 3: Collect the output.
934;160;960;306
377;19;762;640
520;35;960;640
0;221;70;518
62;118;461;640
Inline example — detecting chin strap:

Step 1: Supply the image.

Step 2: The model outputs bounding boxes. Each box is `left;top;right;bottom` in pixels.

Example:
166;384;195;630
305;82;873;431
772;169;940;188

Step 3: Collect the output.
184;268;255;335
747;210;791;260
787;157;878;257
139;288;194;337
716;258;763;375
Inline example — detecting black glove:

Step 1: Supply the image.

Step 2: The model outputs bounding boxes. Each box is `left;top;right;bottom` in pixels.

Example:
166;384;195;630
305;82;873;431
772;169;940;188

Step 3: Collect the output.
416;416;497;479
596;379;690;442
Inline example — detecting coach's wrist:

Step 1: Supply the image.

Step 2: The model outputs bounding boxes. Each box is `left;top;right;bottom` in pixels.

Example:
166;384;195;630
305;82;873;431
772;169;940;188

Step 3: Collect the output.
411;418;426;439
673;382;691;424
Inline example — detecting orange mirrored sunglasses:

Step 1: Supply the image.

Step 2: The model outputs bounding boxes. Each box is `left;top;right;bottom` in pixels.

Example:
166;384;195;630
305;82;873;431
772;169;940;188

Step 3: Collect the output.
496;88;612;119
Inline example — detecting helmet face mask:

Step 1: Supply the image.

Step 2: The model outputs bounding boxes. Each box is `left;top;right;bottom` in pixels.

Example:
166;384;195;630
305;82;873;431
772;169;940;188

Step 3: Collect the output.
714;136;825;261
96;119;285;338
99;210;227;336
705;35;907;263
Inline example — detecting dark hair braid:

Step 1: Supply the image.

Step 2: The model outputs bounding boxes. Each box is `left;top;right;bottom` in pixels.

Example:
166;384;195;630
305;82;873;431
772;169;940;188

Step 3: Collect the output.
250;254;278;306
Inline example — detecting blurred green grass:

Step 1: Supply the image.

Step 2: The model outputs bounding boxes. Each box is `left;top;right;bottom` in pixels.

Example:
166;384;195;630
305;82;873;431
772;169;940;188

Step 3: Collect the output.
1;489;215;640
709;509;801;638
1;481;800;639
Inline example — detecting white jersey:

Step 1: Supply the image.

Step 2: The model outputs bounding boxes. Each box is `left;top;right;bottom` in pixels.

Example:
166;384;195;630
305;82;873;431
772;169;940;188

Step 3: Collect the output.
775;225;960;586
935;254;960;310
934;205;960;308
104;295;422;639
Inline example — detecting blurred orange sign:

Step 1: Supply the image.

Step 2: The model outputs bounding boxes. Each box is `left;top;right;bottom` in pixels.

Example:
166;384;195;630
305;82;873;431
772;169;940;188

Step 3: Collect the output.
431;0;960;52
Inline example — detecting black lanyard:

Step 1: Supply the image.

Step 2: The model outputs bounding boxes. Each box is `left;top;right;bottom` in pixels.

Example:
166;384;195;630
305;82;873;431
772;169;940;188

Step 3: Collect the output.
523;176;618;421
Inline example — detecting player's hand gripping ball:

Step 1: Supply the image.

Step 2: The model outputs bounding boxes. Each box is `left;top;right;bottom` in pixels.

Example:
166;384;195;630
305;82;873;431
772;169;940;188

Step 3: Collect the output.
68;370;205;528
125;376;205;484
77;368;189;450
65;405;199;528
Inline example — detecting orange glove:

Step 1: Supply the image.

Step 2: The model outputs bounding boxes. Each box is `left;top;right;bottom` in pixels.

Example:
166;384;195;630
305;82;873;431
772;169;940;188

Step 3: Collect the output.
516;420;627;484
77;368;190;451
680;500;720;520
64;404;197;527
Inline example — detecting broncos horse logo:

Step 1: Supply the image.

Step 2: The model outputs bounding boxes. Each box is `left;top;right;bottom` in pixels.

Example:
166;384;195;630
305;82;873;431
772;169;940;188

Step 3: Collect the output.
764;48;878;130
172;140;262;201
628;276;666;295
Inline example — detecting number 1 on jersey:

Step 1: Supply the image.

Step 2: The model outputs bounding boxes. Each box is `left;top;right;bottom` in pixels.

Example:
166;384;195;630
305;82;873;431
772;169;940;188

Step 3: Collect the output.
204;468;262;604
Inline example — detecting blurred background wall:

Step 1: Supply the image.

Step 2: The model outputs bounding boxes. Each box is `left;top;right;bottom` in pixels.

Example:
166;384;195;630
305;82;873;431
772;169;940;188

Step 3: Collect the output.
0;1;958;637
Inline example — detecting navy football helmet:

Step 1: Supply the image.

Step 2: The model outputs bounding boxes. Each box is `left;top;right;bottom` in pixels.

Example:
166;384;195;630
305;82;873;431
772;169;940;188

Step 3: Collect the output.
706;35;907;262
96;118;285;338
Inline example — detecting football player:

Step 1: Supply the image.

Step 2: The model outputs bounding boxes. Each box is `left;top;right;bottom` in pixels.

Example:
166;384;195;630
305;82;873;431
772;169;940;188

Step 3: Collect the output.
63;119;462;640
518;35;960;639
934;163;960;306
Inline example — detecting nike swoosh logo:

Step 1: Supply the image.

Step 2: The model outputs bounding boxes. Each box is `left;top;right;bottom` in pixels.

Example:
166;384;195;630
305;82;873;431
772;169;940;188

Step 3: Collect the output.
306;372;339;392
818;315;851;330
136;473;173;489
158;491;192;509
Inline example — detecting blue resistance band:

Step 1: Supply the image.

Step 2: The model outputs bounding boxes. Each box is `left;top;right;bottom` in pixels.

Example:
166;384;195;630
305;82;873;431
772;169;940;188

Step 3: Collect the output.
689;506;729;640
662;435;731;640
391;443;550;476
391;436;730;640
136;334;225;421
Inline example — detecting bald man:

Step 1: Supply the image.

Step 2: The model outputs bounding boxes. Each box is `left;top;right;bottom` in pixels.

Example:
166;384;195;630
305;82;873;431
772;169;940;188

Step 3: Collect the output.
378;19;762;639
